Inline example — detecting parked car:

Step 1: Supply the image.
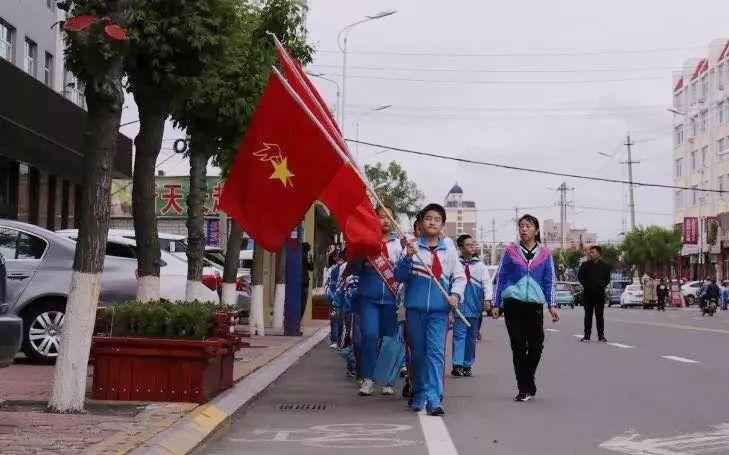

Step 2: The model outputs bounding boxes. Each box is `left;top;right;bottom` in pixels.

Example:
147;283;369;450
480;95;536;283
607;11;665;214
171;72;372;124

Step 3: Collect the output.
0;251;22;368
606;280;632;307
0;220;219;363
620;284;644;308
680;280;703;306
567;282;584;306
554;282;575;309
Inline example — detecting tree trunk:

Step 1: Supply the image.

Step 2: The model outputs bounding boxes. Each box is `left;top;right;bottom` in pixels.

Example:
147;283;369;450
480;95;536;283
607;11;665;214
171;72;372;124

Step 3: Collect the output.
185;140;210;302
49;26;128;413
250;243;265;336
273;246;286;329
132;93;167;302
221;222;243;307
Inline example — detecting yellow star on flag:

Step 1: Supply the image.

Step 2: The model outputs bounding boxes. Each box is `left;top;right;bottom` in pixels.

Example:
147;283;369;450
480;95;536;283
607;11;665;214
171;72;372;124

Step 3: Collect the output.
269;157;295;187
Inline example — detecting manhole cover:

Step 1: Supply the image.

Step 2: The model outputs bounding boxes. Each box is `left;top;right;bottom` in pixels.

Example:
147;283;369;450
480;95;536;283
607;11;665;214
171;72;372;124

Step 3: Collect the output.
276;402;328;412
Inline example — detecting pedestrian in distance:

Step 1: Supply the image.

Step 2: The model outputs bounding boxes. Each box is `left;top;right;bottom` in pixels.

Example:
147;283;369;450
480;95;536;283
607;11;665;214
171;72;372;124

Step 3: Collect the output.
698;276;720;309
300;242;314;322
325;252;345;348
353;205;403;397
577;245;611;342
396;203;466;416
493;214;559;402
451;234;493;377
721;280;729;311
656;277;669;311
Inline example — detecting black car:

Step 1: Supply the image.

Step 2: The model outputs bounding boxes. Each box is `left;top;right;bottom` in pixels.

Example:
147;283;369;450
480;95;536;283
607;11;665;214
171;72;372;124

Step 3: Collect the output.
0;251;22;368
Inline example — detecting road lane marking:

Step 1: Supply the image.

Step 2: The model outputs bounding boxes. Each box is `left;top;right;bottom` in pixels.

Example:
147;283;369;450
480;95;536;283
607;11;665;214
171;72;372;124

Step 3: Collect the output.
600;423;729;454
418;412;458;455
605;318;729;335
608;343;634;349
546;328;560;332
229;423;415;448
662;355;699;364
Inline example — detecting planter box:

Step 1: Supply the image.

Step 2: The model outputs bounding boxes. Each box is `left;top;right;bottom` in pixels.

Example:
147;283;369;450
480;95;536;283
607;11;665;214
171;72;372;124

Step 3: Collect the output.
311;295;330;320
91;337;231;404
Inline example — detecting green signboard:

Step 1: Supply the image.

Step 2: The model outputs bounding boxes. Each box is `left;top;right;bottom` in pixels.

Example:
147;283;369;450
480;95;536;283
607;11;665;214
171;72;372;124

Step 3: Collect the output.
111;177;224;218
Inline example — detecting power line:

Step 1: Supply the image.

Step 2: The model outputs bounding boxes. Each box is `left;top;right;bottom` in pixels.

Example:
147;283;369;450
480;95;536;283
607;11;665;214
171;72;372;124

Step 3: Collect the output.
309;63;679;74
317;45;706;58
347;139;728;194
327;73;668;85
572;205;673;216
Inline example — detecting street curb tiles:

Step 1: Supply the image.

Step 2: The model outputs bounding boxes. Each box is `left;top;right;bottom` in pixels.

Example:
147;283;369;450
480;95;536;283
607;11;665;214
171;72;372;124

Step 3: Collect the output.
129;327;332;455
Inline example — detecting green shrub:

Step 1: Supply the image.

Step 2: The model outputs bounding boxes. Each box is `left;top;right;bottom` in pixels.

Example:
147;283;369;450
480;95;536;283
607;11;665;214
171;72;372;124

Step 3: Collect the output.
95;300;228;339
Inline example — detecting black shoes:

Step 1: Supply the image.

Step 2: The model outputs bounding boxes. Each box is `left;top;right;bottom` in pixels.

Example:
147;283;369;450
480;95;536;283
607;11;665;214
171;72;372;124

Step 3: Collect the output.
514;392;532;402
428;406;445;416
463;367;473;377
599;336;608;342
451;366;465;377
580;336;590;342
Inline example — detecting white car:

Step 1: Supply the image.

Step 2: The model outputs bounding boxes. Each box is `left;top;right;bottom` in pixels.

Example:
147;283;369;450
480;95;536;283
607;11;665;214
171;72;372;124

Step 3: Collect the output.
680;280;703;305
55;231;218;303
620;284;644;308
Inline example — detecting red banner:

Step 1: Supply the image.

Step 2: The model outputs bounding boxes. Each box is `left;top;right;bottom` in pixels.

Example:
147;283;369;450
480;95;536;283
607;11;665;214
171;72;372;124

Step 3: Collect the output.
683;217;699;244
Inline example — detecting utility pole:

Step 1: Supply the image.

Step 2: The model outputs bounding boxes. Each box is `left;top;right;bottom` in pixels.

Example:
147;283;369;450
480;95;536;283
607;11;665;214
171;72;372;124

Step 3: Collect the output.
623;133;637;230
514;206;519;241
491;218;497;265
557;182;574;251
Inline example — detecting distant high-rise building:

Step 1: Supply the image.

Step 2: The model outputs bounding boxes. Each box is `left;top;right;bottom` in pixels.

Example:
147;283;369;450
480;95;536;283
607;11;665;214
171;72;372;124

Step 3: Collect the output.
444;183;477;241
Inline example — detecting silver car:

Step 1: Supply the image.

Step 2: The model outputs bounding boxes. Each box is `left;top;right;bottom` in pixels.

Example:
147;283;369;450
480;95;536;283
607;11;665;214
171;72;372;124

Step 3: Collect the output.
0;220;141;363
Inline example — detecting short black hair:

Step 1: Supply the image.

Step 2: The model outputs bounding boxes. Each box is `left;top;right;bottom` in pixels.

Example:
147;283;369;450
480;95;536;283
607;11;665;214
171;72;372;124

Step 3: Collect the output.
420;203;447;223
590;245;602;254
457;234;472;247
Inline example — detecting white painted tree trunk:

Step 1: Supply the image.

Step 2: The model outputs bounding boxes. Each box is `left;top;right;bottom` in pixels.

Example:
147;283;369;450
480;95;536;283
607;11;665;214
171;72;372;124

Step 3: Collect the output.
272;283;286;329
136;275;160;302
221;282;237;307
185;280;208;302
49;272;101;412
250;284;265;336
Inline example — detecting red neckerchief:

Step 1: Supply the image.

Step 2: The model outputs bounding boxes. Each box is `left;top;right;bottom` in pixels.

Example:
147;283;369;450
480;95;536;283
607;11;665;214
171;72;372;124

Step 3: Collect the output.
367;239;398;295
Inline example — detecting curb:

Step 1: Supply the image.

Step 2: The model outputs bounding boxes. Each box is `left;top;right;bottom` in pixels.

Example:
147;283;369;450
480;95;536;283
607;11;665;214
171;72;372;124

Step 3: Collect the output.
129;326;331;455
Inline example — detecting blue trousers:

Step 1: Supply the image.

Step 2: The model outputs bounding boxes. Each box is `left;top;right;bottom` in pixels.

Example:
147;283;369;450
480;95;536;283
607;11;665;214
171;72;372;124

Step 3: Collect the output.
359;299;398;382
330;303;343;345
452;316;479;368
407;310;448;410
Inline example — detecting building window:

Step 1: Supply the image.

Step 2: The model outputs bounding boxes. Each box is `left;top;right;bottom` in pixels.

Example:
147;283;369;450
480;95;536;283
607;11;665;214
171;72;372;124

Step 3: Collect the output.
691;150;698;171
23;38;37;77
718;138;727;155
691;116;698;137
44;52;54;87
720;101;726;124
675;158;683;178
699;109;708;133
691;81;698;104
692;185;699;206
674;190;683;210
47;0;55;10
0;19;14;62
700;75;709;100
701;146;708;169
719;175;725;194
674;125;684;146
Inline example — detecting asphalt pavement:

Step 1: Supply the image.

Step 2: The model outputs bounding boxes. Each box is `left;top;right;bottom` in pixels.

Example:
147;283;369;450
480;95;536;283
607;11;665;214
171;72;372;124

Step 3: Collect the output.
198;306;729;455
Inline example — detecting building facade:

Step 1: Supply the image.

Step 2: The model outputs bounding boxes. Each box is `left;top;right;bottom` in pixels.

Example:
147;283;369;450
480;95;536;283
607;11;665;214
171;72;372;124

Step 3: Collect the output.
672;38;729;280
542;219;598;251
444;183;477;241
0;3;131;229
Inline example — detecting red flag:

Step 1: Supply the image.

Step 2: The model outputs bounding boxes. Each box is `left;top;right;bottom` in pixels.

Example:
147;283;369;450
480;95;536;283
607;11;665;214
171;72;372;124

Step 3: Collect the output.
273;37;381;256
220;71;343;251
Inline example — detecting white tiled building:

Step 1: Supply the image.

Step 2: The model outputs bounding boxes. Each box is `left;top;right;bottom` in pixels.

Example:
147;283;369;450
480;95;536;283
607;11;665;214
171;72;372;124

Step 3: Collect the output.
672;38;729;279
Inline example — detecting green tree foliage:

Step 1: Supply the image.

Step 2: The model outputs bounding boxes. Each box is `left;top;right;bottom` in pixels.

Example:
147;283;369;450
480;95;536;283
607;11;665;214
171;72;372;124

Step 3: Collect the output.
620;226;682;269
598;243;621;270
364;161;425;219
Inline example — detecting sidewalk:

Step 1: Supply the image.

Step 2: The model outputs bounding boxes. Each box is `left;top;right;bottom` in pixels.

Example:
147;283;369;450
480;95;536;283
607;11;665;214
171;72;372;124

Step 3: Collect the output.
0;321;328;455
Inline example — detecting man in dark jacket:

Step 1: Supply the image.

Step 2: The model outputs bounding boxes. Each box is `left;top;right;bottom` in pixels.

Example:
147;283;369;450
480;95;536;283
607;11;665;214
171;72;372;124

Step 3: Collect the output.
577;246;611;342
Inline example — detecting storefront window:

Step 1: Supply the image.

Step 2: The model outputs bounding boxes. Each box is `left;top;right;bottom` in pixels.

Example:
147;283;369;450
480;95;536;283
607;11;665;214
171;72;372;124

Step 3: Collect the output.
17;163;29;222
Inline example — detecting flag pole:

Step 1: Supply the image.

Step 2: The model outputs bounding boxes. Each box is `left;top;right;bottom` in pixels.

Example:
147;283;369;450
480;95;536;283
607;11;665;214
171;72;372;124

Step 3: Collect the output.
269;64;470;327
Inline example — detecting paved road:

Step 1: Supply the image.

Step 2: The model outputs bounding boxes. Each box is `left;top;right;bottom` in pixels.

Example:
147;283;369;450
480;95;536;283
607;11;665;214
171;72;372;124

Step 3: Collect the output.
199;306;729;455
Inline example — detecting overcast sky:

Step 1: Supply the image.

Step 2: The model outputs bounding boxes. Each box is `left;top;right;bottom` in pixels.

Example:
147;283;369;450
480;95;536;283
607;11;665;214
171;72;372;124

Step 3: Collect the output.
121;0;729;244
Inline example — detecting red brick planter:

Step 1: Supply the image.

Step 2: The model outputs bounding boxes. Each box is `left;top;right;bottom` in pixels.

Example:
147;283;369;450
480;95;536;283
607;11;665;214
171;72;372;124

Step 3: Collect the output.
91;337;231;404
311;295;330;320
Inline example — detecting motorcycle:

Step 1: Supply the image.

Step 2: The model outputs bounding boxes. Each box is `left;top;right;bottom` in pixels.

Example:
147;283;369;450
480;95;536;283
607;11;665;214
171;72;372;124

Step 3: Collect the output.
702;298;717;316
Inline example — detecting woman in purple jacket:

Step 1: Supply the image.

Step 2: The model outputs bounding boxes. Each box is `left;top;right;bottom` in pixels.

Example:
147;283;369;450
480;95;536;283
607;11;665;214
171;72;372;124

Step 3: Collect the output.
492;215;559;402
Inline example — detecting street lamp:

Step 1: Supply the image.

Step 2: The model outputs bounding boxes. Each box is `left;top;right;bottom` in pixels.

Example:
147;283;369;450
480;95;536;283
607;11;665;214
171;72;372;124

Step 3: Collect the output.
337;9;397;135
306;72;340;117
356;104;391;161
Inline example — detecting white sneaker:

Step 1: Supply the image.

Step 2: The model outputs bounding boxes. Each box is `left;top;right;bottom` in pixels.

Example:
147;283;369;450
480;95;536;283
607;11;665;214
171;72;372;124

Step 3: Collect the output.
329;343;338;349
358;378;375;396
381;386;394;396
